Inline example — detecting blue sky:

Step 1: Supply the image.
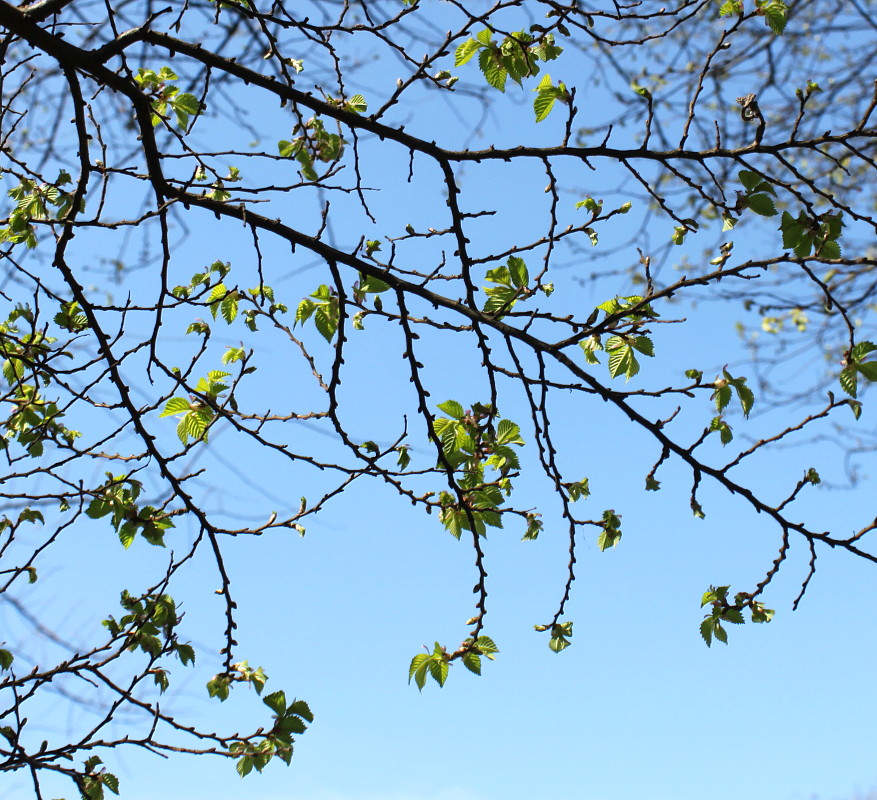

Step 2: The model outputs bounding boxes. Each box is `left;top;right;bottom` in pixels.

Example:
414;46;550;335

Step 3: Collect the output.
2;1;877;799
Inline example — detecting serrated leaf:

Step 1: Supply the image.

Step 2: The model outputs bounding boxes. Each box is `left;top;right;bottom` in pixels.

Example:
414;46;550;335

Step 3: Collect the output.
738;170;763;191
850;341;877;360
288;699;314;722
507;256;528;288
462;651;481;675
745;193;778;217
722;608;745;625
762;0;787;34
606;338;639;381
118;523;137;549
839;366;858;398
496;419;523;445
346;94;367;114
478;47;507;92
631;336;654;357
819;240;841;260
427;656;449;687
699;618;714;647
534;87;558;123
409;654;429;685
221;293;239;324
263;690;287;715
713;383;732;413
313;307;337;343
236;756;254;778
436;400;464;419
455;38;481;66
160;397;191;417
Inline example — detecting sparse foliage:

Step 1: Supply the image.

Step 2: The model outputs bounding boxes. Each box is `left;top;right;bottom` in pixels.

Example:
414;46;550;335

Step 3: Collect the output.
1;0;877;796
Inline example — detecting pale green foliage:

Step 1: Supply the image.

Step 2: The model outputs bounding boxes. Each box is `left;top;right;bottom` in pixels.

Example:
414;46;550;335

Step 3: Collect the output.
839;341;877;399
432;400;525;538
86;473;175;548
711;370;754;417
408;636;498;690
296;284;340;342
483;256;530;316
0;305;81;457
700;585;774;646
134;66;201;127
580;296;658;381
454;26;563;107
160;371;230;444
532;73;570;122
0;172;80;248
279;116;344;181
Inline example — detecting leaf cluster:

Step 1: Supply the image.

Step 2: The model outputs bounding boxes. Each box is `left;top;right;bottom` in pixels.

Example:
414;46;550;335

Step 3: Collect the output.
454;28;563;94
700;585;774;646
408;636;498;690
432;400;525;538
0;172;80;248
86;473;175;547
279;117;344;181
134;66;200;128
839;341;877;399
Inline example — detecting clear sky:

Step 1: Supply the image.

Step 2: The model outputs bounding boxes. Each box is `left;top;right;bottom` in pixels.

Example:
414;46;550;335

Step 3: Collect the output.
2;2;876;800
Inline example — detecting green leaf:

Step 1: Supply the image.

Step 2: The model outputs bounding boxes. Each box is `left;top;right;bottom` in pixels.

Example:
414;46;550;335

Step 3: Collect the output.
171;93;200;128
712;382;732;413
580;336;603;365
522;514;542;540
313;306;338;343
566;478;590;501
160;397;191;418
221;292;239;324
462;651;481;675
207;675;231;700
857;361;877;382
850;341;877;360
409;654;429;690
745;193;777;217
455;38;481;66
496;419;523;445
819;240;841;260
263;690;287;715
236;755;254;778
478;47;507;92
346;94;368;114
427;656;449;687
699;617;714;647
606;337;640;381
576;196;602;213
0;649;13;670
738;170;764;192
631;336;654;357
533;74;563;122
760;0;787;34
436;400;464;419
507;256;528;289
724;370;754;417
710;416;733;445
